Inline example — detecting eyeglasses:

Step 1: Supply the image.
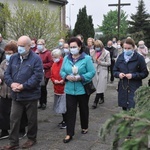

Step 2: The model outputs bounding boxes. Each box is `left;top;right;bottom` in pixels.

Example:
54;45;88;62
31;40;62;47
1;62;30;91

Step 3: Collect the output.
70;46;77;48
37;44;44;45
124;47;133;50
5;52;13;55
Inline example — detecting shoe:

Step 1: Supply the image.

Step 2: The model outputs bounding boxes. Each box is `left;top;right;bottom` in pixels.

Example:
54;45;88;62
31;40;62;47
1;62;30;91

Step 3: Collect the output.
38;105;42;109
60;122;67;129
19;132;26;140
63;136;72;143
21;139;36;149
2;145;19;150
81;129;88;134
99;98;104;104
92;102;97;109
110;81;114;84
41;104;46;110
58;121;63;127
0;131;9;140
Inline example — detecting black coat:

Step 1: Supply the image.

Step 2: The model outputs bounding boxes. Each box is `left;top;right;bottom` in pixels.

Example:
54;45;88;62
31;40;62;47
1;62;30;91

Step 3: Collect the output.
113;51;149;109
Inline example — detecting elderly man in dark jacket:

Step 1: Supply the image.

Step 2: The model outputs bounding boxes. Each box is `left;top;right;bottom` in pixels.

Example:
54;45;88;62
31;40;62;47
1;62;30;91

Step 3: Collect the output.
105;40;118;83
2;36;43;150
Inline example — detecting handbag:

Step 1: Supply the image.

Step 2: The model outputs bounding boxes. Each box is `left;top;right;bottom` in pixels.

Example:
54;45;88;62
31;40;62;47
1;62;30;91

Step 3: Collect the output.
84;81;96;95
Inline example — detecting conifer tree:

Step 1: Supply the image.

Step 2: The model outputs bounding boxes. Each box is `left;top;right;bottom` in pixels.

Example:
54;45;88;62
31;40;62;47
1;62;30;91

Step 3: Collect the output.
73;6;94;44
88;15;95;38
128;0;150;47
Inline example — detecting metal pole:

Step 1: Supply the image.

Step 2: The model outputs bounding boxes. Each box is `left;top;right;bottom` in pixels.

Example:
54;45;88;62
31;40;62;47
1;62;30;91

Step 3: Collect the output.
118;0;121;39
69;4;71;30
69;4;74;31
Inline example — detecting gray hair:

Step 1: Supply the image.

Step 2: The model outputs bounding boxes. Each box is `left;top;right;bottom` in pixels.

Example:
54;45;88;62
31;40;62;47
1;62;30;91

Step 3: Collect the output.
51;49;62;57
37;39;45;45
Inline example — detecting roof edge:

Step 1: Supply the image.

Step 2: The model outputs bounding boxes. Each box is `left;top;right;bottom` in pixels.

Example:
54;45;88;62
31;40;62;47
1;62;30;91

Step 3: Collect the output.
49;0;68;6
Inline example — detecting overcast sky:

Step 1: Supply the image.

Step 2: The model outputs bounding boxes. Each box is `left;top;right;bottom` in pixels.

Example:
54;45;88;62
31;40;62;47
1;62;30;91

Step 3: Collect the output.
66;0;150;29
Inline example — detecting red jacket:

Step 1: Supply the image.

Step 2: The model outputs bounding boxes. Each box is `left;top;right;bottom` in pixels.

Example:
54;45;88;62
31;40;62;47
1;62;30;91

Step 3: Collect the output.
39;50;53;78
51;57;64;94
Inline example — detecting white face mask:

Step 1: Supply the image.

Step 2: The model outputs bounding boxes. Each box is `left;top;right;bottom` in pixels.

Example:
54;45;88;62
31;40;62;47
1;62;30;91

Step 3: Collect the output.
70;48;79;55
117;45;121;49
53;58;60;63
64;48;69;53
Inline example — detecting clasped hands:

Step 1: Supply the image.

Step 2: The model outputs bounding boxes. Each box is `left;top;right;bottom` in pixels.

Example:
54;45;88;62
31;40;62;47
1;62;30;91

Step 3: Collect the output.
119;73;132;79
11;82;23;92
66;75;81;82
54;80;64;84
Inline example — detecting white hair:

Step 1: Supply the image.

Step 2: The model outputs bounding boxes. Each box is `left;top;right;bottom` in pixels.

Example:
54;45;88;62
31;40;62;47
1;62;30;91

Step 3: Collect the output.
51;49;62;57
138;40;145;45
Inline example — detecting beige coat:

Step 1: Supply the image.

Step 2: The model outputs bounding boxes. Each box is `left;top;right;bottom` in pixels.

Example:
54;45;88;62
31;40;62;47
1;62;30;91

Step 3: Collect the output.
0;59;11;98
91;49;111;93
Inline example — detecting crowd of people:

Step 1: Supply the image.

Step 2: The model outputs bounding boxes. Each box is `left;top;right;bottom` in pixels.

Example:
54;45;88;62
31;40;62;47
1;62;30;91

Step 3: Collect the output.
0;33;149;149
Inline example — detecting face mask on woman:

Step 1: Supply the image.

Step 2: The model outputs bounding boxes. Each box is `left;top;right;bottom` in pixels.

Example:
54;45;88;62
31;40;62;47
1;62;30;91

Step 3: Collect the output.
53;58;60;63
59;42;63;47
95;47;101;52
70;48;79;55
37;45;44;52
64;48;69;54
31;44;36;48
6;54;12;62
124;49;134;56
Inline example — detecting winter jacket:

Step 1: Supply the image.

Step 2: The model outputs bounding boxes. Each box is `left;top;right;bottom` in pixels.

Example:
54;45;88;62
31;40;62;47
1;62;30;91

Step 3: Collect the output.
4;50;43;101
0;48;5;64
137;46;148;59
91;49;111;93
39;50;53;78
105;46;117;62
113;51;149;109
51;57;64;94
60;52;95;95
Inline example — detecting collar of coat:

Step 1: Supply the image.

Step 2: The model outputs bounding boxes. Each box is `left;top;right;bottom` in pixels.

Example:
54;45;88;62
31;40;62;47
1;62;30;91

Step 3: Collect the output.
119;51;139;62
67;52;87;62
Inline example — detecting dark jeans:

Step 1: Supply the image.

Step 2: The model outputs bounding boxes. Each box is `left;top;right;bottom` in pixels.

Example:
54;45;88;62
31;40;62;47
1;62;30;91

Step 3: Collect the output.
39;78;49;105
0;97;11;130
108;60;115;82
9;100;38;146
66;94;89;137
0;97;27;131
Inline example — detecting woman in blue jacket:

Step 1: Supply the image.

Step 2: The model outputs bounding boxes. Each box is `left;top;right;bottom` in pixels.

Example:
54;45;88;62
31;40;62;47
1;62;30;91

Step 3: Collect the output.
60;37;95;143
113;38;149;110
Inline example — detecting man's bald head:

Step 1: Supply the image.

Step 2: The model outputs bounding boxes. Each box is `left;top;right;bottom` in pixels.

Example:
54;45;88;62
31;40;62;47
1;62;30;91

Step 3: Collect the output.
18;36;31;46
17;36;31;52
107;40;113;47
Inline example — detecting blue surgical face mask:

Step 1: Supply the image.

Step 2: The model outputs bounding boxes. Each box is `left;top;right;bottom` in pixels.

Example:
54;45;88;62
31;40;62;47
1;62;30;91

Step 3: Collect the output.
64;48;69;54
53;58;60;63
124;49;134;56
58;42;63;47
95;47;101;51
70;48;79;55
18;46;26;55
31;45;36;48
6;54;12;62
37;45;44;52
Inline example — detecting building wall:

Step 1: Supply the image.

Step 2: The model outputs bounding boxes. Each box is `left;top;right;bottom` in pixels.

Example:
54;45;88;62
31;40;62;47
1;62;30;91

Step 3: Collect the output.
0;0;66;28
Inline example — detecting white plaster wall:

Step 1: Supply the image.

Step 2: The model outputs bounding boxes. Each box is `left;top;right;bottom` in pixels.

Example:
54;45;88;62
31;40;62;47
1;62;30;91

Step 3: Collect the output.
0;0;58;11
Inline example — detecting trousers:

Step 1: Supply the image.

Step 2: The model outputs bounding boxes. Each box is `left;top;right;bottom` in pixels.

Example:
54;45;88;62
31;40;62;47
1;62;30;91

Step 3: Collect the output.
9;100;38;146
39;78;49;105
66;94;89;136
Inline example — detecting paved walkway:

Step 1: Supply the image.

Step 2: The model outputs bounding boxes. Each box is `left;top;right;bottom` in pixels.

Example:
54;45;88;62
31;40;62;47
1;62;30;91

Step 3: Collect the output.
0;77;149;150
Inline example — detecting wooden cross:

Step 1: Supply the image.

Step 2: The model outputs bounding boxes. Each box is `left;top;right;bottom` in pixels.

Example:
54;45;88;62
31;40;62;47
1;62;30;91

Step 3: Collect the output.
108;0;130;39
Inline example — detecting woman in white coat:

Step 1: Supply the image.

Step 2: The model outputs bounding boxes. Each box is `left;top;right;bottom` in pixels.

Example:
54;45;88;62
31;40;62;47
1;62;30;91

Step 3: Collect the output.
92;40;111;109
